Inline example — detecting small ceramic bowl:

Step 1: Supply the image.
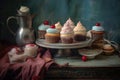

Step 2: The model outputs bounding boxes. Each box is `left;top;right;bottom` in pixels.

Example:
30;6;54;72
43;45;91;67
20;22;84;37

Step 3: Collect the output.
79;49;103;59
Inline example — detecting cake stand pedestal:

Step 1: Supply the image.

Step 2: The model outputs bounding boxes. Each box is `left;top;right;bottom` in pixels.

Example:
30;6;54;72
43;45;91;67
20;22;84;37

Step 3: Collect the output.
36;39;93;57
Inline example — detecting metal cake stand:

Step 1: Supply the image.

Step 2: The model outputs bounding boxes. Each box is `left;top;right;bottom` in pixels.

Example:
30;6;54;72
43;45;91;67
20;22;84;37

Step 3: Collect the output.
36;39;93;57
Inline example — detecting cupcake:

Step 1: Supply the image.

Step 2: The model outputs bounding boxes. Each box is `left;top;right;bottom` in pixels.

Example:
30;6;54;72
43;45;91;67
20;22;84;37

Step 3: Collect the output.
60;21;74;43
91;23;105;40
45;25;60;43
73;21;87;42
55;22;62;32
38;20;50;39
24;44;38;57
66;18;75;29
103;44;115;55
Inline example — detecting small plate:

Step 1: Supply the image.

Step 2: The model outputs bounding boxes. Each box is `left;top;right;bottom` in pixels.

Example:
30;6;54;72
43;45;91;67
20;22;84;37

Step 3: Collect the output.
79;49;103;59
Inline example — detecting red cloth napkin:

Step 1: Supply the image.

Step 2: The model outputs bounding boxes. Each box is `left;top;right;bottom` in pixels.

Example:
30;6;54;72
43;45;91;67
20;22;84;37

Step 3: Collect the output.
0;47;59;80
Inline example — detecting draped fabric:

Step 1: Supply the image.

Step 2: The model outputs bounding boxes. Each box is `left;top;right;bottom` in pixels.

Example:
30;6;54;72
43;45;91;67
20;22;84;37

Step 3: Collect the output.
0;46;58;80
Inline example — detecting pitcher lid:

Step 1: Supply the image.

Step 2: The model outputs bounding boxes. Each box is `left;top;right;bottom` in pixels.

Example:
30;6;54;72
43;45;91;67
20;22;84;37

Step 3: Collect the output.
18;6;30;15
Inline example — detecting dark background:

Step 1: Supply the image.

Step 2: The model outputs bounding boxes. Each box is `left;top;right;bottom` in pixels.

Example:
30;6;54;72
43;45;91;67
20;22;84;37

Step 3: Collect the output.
0;0;120;44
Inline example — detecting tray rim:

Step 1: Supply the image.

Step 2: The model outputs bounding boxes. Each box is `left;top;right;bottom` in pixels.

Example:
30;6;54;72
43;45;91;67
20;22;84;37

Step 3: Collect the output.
36;39;93;49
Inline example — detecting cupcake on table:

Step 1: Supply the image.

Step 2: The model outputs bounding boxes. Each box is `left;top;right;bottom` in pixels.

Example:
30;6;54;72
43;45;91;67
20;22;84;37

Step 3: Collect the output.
91;23;105;40
73;21;87;42
60;20;74;44
45;25;60;43
38;20;50;39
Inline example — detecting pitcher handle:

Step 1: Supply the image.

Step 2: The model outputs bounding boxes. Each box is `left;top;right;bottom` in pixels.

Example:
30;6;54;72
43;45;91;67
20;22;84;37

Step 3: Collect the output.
7;16;17;35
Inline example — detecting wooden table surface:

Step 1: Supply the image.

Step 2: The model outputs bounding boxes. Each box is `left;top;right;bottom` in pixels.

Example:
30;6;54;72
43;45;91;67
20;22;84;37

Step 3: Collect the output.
54;54;120;67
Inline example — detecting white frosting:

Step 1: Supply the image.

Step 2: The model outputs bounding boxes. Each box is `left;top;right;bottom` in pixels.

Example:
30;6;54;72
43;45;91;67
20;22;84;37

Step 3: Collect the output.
55;22;62;31
92;26;104;31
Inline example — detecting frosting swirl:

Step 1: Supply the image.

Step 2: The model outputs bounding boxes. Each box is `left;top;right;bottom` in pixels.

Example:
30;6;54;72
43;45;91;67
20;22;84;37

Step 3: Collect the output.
66;18;75;29
60;21;73;34
74;21;86;35
55;22;62;31
74;21;86;32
